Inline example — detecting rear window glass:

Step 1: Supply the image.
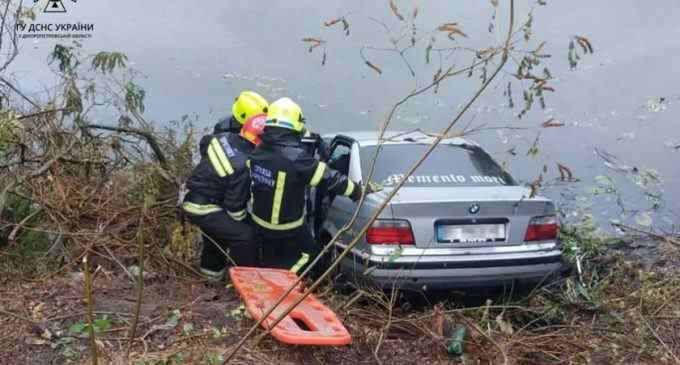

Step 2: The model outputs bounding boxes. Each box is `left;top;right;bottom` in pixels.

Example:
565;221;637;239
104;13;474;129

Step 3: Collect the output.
360;144;516;187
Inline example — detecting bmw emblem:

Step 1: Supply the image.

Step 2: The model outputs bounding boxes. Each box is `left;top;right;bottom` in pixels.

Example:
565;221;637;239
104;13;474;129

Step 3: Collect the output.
468;203;480;215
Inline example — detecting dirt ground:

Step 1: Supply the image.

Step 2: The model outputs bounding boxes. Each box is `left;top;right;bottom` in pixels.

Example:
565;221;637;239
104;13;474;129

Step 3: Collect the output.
0;271;312;365
1;236;679;365
0;271;453;365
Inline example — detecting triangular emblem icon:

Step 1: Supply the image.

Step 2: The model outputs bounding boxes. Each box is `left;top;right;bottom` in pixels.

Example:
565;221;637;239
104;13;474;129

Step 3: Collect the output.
44;0;67;13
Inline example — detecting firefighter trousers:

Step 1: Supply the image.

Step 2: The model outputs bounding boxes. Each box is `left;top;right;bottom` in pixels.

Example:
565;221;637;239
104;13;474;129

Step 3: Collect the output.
258;223;320;275
185;211;259;272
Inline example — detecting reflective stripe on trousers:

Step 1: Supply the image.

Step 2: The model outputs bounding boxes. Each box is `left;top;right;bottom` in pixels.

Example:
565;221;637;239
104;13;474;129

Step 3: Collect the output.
289;253;310;274
227;209;247;221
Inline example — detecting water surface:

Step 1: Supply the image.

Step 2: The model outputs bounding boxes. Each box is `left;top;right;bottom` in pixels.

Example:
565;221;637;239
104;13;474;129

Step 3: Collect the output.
11;0;680;230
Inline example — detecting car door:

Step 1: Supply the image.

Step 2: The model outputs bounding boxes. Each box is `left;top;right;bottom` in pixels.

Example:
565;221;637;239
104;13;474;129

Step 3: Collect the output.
312;136;356;238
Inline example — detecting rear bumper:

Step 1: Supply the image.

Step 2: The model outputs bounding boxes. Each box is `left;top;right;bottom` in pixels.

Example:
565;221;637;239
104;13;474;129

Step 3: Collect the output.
338;252;568;291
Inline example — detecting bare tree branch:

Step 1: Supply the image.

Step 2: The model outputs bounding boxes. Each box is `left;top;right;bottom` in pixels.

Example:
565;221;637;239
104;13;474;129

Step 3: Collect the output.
81;123;169;171
1;76;39;108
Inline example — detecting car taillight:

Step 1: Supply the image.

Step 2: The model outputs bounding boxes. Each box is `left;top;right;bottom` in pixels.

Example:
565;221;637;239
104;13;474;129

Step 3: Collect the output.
366;219;415;245
524;215;559;241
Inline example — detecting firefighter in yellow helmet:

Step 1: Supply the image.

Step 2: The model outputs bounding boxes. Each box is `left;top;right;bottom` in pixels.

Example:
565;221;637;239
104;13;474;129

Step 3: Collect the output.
211;91;269;135
183;91;267;280
248;97;366;275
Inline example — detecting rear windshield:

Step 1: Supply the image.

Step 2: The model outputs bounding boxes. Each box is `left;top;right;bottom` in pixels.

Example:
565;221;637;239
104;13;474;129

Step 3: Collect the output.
360;144;516;187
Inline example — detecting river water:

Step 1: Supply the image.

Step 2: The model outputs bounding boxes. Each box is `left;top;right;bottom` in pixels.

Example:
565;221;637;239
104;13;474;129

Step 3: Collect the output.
10;0;680;231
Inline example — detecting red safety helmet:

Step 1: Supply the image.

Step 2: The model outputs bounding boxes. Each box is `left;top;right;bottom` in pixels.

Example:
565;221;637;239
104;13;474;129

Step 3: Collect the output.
240;113;266;146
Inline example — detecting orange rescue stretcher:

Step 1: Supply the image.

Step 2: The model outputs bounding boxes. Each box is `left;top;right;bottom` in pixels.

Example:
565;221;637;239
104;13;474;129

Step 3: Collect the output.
229;267;352;346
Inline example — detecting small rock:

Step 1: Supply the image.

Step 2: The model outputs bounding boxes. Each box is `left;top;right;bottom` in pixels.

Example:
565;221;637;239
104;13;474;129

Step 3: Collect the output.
24;336;48;346
128;265;141;277
127;265;156;280
69;272;84;283
40;328;53;340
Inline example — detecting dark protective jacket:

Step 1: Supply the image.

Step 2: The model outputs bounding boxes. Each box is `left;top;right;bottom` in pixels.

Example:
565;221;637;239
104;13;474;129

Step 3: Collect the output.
248;127;358;231
184;117;253;221
196;116;238;156
212;116;232;135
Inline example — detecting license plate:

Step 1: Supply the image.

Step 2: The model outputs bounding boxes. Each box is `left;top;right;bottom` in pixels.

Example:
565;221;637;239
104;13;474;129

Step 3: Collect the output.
437;224;506;243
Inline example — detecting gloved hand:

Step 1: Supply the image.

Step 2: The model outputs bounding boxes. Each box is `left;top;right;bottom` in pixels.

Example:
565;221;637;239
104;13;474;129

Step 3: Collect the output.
349;181;382;202
349;181;362;202
366;181;383;194
313;133;330;160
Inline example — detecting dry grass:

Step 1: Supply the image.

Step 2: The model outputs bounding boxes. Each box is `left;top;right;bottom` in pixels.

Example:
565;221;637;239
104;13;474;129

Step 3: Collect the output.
1;107;201;280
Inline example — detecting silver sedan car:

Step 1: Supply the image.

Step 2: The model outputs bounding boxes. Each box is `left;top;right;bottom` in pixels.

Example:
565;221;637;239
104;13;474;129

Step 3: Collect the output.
312;130;567;291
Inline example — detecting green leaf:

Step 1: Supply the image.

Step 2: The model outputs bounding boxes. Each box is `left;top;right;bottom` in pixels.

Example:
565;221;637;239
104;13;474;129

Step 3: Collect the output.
19;7;37;21
522;11;533;42
93;316;111;332
527;146;539;157
49;44;79;73
164;309;181;329
228;305;244;319
425;39;433;64
543;67;552;79
64;79;83;115
210;326;223;339
69;322;86;334
388;246;404;263
505;82;514;108
91;51;129;74
575;282;592;301
124;82;146;114
182;323;194;336
495;314;514;335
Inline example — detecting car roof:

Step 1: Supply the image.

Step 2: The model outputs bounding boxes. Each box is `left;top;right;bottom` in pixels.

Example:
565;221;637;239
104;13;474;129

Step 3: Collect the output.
323;129;479;147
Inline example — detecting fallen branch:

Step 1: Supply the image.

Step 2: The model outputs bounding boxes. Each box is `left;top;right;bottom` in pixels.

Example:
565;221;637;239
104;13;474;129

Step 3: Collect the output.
7;207;42;244
82;123;170;172
17;108;65;121
459;315;508;365
642;315;680;364
1;139;77;215
100;244;136;283
611;222;680;247
0;76;39;108
0;308;39;324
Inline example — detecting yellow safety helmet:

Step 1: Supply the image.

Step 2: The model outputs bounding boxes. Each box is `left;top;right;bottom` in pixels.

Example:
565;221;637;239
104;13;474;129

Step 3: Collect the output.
232;91;269;125
265;97;305;132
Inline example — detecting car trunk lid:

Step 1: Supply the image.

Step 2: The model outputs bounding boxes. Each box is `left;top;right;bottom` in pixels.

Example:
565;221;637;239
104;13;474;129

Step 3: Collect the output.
377;186;555;248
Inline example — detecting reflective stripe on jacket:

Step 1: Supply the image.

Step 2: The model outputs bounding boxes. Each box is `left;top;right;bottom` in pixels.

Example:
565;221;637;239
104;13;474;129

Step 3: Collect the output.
184;125;253;220
248;127;356;231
